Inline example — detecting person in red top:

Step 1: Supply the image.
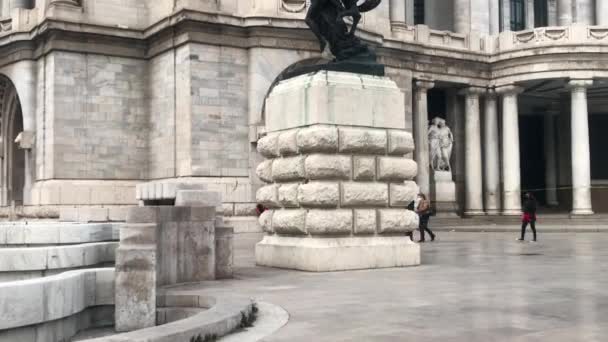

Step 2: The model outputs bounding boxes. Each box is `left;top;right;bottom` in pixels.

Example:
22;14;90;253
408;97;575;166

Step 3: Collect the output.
255;204;267;216
518;192;538;242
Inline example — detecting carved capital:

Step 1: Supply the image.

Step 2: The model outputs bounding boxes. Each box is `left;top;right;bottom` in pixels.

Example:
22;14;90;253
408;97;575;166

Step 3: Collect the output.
485;88;498;99
14;131;35;149
458;86;486;97
414;79;435;91
567;79;593;90
495;84;525;96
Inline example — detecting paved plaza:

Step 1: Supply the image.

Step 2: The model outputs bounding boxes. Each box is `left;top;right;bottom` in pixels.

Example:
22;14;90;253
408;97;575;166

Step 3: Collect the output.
172;232;608;341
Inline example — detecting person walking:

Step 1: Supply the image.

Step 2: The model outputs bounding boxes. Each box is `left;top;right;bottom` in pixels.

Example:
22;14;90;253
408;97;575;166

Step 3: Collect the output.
416;193;436;243
518;192;538;242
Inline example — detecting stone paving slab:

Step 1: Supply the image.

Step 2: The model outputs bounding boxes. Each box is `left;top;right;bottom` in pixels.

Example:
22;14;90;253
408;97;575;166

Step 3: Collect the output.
174;232;608;342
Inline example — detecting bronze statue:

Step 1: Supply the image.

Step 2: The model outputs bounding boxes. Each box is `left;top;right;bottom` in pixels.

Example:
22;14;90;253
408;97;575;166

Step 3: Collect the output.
305;0;383;64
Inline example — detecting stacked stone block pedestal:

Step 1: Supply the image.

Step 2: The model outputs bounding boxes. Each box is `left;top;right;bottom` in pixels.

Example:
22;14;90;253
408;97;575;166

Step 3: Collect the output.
255;71;421;272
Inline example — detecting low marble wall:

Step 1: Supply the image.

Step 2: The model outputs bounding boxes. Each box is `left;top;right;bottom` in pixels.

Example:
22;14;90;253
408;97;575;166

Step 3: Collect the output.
0;222;119;245
83;294;255;342
0;242;117;282
0;306;114;342
0;268;115;331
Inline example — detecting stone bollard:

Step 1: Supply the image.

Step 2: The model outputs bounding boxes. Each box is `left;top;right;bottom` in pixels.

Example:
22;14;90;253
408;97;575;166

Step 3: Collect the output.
115;221;157;332
215;227;234;279
115;206;218;332
255;71;421;272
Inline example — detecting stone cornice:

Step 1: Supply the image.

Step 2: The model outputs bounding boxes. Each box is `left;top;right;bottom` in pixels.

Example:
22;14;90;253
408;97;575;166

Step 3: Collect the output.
458;86;487;96
0;12;606;91
414;79;435;91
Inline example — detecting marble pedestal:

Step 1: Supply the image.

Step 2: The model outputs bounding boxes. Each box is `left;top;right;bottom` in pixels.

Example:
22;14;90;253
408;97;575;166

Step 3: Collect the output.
254;71;421;272
431;170;458;216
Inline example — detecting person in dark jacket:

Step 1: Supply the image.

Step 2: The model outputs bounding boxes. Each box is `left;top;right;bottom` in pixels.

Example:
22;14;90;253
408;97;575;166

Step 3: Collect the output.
518;192;537;242
416;193;436;243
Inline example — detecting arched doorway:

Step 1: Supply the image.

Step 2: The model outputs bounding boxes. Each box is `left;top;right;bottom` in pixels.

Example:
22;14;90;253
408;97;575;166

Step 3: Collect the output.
0;76;25;206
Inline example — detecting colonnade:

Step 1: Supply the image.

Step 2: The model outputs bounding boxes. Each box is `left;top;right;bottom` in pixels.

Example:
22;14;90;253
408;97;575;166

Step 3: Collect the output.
414;79;595;216
389;0;608;35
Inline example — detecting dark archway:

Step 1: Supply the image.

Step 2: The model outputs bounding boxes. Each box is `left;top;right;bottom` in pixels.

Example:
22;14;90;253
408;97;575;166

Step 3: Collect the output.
0;76;25;206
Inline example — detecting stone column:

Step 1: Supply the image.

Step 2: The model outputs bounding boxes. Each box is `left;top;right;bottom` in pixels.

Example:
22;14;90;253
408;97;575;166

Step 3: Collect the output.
454;0;471;33
484;90;501;215
471;0;490;35
256;71;421;272
406;0;415;25
390;0;407;31
490;0;501;34
557;0;573;25
461;87;485;215
598;0;608;25
50;0;81;6
568;79;594;215
414;80;434;199
502;0;512;31
497;85;524;215
574;0;594;24
544;112;559;206
526;0;535;28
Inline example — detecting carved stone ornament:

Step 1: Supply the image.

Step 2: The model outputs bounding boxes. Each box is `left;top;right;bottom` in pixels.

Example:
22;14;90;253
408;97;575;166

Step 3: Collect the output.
281;0;307;13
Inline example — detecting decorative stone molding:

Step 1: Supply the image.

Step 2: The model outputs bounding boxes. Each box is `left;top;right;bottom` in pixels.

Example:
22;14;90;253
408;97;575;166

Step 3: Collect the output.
0;18;12;32
14;130;34;149
49;0;81;7
280;0;307;13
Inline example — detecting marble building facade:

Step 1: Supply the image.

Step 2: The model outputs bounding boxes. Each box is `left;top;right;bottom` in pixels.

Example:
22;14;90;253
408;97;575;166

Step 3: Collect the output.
0;0;606;218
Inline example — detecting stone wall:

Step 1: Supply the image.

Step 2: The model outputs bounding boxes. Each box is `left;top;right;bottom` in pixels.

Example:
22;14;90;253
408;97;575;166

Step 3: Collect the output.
148;50;176;179
185;43;249;178
49;51;147;180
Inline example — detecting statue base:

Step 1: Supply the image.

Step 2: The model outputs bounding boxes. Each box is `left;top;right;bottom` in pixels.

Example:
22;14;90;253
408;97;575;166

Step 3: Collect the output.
283;60;385;80
256;236;420;272
255;71;420;272
431;170;458;215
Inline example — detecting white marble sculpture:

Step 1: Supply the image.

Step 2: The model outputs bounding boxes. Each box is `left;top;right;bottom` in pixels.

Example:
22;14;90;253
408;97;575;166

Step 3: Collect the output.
428;117;453;172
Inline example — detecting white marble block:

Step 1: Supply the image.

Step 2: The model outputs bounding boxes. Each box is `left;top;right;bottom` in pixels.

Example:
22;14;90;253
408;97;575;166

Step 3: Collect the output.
255;71;421;272
431;170;458;215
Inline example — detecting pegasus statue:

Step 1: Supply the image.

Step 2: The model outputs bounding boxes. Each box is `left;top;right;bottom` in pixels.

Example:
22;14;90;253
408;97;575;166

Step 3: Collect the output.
305;0;383;62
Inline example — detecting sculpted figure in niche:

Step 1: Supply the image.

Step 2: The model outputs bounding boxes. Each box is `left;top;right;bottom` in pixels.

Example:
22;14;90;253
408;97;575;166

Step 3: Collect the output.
428;117;453;172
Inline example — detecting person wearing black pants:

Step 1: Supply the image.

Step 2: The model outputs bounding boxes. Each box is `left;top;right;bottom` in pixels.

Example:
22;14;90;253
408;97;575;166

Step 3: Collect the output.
416;193;435;243
518;192;538;242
